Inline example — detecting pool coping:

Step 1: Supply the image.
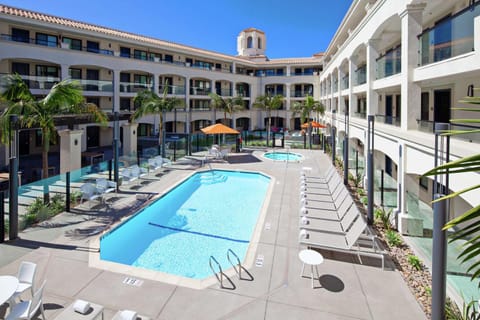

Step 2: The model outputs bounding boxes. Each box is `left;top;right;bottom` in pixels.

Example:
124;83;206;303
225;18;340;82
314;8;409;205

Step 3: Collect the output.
88;168;275;290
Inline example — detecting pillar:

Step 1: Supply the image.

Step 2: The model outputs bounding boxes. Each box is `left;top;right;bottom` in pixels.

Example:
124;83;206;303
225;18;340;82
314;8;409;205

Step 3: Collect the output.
58;129;83;178
400;3;425;130
122;122;138;158
366;39;379;117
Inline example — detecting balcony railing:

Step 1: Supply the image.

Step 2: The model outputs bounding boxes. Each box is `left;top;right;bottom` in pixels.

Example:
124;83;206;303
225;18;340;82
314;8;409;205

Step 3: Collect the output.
375;114;401;127
119;82;153;93
215;88;233;96
419;2;479;66
190;87;211;95
77;79;113;92
376;46;401;79
355;65;366;85
290;91;313;98
341;75;349;90
2;74;61;90
417;119;480;142
353;111;367;119
159;84;185;95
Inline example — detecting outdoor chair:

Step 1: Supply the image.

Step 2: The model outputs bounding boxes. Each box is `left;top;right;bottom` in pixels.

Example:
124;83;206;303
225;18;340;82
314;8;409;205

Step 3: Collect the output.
80;183;102;207
300;204;360;234
6;279;46;320
299;215;385;269
112;309;151;320
148;157;162;172
96;178;116;195
120;168;138;185
9;261;37;305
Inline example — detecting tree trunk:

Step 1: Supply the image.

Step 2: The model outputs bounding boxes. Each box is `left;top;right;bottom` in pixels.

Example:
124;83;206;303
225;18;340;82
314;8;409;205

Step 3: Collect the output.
267;110;271;147
42;130;50;203
159;113;164;157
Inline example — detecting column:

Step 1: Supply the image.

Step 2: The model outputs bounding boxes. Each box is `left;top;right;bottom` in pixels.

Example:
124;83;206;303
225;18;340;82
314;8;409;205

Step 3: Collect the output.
366;39;379;117
112;70;120;113
58;129;83;181
400;3;425;130
122;122;139;157
153;73;160;95
60;64;70;80
349;57;357;117
338;68;345;113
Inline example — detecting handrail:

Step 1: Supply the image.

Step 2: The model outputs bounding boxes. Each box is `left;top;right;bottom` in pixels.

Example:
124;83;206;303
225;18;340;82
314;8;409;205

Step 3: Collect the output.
209;255;223;288
227;249;242;280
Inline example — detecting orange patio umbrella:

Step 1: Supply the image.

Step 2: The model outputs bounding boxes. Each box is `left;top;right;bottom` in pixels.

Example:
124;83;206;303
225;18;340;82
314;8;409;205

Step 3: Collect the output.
301;121;326;129
201;123;240;135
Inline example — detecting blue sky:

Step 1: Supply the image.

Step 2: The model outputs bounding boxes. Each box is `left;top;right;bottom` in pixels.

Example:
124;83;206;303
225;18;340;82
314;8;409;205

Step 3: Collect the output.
1;0;352;58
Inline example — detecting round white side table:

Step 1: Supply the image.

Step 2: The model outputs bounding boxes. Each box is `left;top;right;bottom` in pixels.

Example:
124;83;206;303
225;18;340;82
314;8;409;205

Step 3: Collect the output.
299;249;324;288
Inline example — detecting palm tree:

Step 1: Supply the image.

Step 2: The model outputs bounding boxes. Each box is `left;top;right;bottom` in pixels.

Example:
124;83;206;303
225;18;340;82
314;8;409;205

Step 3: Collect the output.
1;74;108;202
253;94;284;146
132;84;183;157
292;95;325;148
422;86;480;286
208;92;245;126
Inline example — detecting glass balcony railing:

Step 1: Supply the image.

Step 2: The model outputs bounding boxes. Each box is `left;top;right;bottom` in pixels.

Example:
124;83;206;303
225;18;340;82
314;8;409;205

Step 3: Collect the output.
419;2;480;66
355;65;366;85
190;87;211;95
3;74;61;90
341;75;349;90
119;82;153;93
159;84;185;95
215;88;233;96
375;114;401;127
290;90;313;98
76;79;113;92
376;46;401;79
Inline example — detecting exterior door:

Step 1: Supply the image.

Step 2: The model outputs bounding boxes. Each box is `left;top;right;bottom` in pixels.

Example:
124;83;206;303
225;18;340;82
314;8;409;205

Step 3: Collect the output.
434;89;451;125
385;95;393;124
86;126;100;149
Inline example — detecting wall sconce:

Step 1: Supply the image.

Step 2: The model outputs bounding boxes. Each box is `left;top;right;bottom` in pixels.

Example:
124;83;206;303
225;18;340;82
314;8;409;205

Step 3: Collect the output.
467;84;474;97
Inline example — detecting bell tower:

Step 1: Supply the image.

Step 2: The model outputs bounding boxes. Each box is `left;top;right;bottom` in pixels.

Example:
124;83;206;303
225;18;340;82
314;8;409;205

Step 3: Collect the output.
237;28;266;58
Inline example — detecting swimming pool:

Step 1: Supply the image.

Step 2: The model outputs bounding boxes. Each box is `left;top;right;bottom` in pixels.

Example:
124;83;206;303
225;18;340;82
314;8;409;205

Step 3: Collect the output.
100;170;270;280
263;151;303;162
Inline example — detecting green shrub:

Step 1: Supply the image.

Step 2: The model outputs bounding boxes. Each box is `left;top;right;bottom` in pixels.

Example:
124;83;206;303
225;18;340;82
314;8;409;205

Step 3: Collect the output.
407;254;423;271
385;230;403;247
70;191;82;205
445;298;480;320
50;194;65;214
374;207;393;230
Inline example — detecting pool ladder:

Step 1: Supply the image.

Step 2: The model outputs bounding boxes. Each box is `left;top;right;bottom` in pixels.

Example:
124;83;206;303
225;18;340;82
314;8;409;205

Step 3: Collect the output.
209;249;244;288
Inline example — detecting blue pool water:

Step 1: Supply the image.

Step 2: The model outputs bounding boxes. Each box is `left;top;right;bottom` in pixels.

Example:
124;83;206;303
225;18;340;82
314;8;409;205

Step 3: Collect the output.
263;151;303;161
100;170;270;279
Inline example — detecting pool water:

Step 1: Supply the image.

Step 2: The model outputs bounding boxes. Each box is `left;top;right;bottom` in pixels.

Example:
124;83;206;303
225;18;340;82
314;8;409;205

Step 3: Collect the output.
100;170;270;279
263;151;303;161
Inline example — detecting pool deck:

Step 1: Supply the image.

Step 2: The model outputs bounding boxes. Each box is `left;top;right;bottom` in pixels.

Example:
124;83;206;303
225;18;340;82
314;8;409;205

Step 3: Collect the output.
0;149;427;320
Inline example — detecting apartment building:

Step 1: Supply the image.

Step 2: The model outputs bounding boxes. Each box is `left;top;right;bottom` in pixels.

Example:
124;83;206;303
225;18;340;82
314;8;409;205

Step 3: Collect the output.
320;0;480;302
0;4;322;168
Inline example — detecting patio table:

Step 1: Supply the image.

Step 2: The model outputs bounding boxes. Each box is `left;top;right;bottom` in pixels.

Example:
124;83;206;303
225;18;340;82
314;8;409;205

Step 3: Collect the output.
0;275;19;306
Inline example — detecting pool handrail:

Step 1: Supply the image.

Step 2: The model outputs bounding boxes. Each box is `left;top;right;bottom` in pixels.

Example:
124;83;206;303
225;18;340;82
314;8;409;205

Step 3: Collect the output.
227;249;242;280
209;256;224;288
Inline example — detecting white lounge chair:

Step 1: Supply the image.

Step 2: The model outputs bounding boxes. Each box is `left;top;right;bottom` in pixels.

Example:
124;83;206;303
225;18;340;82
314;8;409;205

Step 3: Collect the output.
130;165;148;180
120;168;138;185
96;178;116;195
9;261;37;305
300;204;360;234
6;279;46;320
112;309;151;320
299;215;385;269
80;183;102;207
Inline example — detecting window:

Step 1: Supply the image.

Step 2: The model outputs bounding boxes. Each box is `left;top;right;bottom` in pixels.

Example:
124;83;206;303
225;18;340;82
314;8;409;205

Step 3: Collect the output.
134;49;147;60
36;33;58;47
11;28;29;43
86;97;100;108
12;62;29;75
258;38;262;49
419;176;429;190
62;37;82;50
120;98;131;111
247;36;253;48
120;47;131;58
69;68;82;79
134;74;150;89
86;41;100;53
164;54;173;62
120;73;130;82
35;65;58;77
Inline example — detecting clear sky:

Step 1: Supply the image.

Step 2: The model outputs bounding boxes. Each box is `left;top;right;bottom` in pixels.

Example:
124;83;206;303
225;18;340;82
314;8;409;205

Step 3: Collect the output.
1;0;352;59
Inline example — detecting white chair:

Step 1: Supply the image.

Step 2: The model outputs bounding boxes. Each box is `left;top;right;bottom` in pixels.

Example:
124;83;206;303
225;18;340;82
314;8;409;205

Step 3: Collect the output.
9;261;37;305
130;165;148;179
6;279;46;320
112;310;137;320
120;168;138;185
80;183;102;207
148;157;162;172
96;178;116;195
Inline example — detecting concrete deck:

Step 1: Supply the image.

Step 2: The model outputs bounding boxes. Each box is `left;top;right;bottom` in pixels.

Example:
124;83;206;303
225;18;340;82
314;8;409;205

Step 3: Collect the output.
0;149;426;320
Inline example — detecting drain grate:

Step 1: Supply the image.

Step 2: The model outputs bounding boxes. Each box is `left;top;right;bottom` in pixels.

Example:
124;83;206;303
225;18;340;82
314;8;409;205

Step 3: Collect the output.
123;277;144;286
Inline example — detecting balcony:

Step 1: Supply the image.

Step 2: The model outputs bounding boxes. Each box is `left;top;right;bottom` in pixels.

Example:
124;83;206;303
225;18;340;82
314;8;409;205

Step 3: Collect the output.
120;82;153;93
419;3;479;66
376;47;401;79
341;75;349;90
190;87;211;96
77;79;113;92
215;88;233;96
375;114;401;127
355;65;367;85
3;74;60;90
417;119;480;142
290;90;313;98
159;84;185;95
